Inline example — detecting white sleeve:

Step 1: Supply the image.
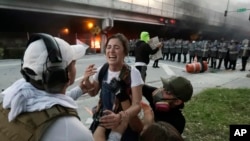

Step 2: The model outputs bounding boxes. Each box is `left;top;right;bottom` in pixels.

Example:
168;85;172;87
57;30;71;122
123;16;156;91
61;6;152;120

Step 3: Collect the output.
130;66;144;87
66;86;83;100
40;116;94;141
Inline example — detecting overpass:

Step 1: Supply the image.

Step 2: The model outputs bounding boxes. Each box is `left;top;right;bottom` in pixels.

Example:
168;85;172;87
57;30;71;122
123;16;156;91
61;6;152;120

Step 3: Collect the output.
0;0;249;51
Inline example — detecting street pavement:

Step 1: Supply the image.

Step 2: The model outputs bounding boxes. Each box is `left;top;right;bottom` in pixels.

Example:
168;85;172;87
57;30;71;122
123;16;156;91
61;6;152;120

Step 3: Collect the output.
1;54;250;127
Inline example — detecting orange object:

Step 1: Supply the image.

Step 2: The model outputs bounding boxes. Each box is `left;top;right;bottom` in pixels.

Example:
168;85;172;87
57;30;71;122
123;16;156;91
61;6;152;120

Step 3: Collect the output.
186;61;208;73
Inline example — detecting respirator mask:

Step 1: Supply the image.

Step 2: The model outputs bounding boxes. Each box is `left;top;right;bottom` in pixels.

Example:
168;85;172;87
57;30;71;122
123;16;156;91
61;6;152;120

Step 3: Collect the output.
152;88;177;112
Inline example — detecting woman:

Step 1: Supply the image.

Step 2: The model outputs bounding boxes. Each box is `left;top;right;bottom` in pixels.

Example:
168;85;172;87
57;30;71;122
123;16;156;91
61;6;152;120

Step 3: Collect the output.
83;33;144;141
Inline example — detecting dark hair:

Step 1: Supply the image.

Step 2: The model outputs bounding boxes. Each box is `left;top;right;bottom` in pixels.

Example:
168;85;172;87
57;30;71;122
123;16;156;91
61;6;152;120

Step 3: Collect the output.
140;121;184;141
104;33;129;56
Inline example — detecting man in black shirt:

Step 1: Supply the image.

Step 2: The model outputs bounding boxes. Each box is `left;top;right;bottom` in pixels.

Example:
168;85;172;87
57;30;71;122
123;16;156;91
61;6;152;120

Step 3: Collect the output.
142;76;193;134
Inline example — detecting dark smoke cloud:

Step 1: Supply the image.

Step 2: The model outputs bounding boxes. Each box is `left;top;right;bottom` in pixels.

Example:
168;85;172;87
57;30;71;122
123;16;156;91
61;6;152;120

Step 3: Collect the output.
172;0;250;41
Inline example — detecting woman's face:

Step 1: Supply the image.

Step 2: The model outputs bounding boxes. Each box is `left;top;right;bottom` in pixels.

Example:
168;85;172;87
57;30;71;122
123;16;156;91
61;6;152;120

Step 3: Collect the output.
105;38;125;66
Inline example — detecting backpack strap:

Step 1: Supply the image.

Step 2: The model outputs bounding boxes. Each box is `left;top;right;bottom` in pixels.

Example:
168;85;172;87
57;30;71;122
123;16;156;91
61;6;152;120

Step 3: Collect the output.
119;63;131;82
98;63;109;86
116;64;131;102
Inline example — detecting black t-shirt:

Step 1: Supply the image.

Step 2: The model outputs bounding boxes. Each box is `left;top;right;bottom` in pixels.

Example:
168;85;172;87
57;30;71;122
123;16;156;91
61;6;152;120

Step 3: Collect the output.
154;107;185;134
135;41;159;64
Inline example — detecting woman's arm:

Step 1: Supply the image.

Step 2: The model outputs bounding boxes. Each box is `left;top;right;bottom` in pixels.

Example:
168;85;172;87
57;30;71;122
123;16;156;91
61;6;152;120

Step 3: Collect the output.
124;66;144;118
82;78;100;97
123;85;143;133
120;67;144;132
125;85;142;118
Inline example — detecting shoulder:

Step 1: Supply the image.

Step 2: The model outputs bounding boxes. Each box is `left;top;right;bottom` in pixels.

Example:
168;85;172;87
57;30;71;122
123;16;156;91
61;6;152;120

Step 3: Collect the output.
41;116;94;141
130;66;144;87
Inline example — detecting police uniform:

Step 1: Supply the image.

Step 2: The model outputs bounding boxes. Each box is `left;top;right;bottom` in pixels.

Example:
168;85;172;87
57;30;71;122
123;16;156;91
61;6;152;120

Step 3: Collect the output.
239;39;250;71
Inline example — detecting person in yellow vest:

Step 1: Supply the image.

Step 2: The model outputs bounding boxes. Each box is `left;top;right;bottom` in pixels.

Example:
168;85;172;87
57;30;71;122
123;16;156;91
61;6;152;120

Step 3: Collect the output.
0;33;93;141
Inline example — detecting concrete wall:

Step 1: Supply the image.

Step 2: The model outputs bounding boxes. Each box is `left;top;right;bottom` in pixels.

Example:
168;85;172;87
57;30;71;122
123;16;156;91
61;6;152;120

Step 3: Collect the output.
0;0;249;35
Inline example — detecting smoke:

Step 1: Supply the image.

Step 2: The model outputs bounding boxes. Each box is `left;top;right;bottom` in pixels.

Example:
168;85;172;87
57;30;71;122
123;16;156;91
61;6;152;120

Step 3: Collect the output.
172;0;250;41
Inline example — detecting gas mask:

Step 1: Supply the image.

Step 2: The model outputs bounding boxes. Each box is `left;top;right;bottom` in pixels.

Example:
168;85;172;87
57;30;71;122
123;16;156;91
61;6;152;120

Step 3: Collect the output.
152;88;176;112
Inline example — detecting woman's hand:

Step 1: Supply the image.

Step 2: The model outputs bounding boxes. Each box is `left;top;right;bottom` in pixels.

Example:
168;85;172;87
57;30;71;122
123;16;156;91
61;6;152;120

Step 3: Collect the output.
82;64;97;81
99;110;121;129
112;111;129;134
79;64;96;92
141;101;154;127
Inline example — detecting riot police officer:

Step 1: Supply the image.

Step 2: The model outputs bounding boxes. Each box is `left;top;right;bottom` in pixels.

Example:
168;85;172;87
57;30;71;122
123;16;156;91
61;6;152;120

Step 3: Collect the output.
182;40;189;63
169;38;176;61
239;39;250;71
228;40;239;70
175;39;183;62
189;41;196;63
217;41;228;69
200;40;210;62
209;40;218;69
162;39;170;60
195;41;202;61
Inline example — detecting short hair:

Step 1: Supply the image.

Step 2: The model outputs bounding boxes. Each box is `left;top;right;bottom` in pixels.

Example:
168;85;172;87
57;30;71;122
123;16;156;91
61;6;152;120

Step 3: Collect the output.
140;121;184;141
104;33;129;56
